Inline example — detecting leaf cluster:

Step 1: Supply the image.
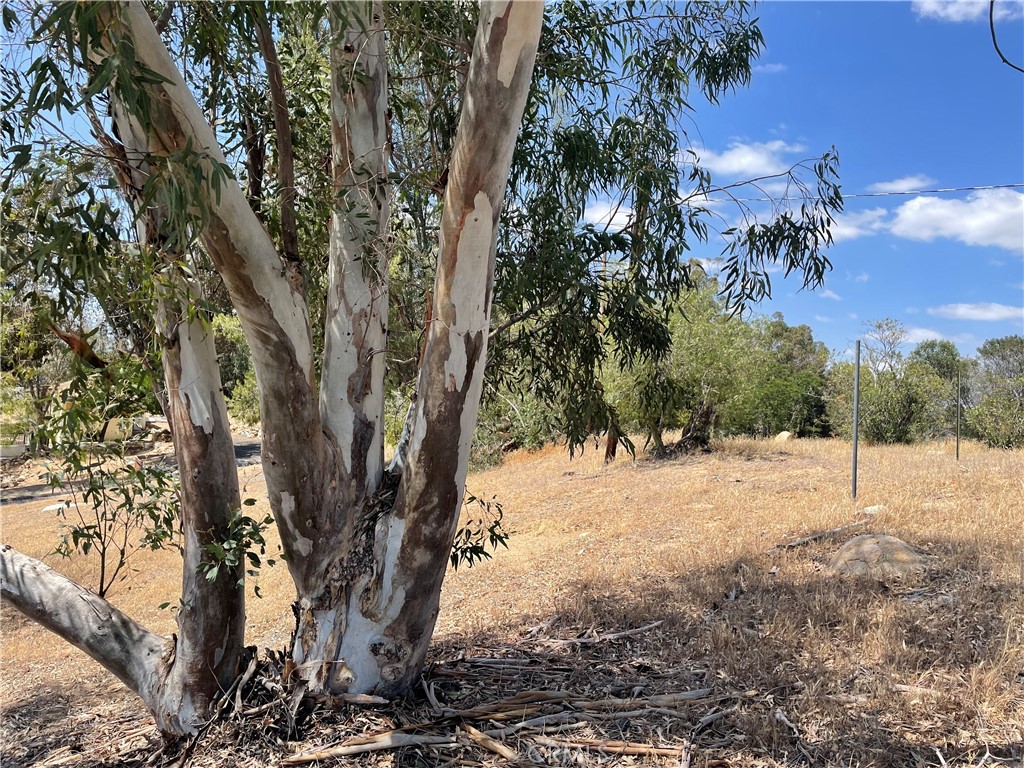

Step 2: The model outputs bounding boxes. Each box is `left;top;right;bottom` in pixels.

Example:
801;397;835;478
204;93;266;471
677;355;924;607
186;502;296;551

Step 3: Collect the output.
450;492;510;571
197;502;278;597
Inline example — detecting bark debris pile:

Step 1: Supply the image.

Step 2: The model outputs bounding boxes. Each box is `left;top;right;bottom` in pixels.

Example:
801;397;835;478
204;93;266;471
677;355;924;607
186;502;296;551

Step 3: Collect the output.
3;621;756;767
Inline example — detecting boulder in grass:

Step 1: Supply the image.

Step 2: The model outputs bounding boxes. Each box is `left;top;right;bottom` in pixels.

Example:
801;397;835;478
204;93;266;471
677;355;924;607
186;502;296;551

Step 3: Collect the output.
828;534;929;579
774;431;793;443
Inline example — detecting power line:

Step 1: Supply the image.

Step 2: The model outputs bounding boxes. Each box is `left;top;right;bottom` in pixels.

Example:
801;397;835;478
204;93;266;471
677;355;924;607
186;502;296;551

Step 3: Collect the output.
707;182;1024;204
841;182;1024;200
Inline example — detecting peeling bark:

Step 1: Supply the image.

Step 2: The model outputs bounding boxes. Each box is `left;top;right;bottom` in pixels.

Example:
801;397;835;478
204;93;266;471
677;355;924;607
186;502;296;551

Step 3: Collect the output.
156;296;246;719
319;1;390;501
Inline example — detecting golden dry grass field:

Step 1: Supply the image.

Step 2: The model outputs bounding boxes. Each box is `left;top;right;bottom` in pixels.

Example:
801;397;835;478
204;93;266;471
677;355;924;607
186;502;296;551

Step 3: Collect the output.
1;437;1022;767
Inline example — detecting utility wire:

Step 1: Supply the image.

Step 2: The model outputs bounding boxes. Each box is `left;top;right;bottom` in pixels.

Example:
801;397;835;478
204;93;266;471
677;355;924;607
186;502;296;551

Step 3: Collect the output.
707;182;1024;204
841;182;1023;199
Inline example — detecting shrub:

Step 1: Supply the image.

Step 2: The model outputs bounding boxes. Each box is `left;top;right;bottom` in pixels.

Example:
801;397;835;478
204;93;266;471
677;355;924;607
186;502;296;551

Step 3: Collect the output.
227;368;261;426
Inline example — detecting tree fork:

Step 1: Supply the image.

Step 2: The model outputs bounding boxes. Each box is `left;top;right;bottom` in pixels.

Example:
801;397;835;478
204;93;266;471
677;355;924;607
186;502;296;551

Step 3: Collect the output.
290;0;544;697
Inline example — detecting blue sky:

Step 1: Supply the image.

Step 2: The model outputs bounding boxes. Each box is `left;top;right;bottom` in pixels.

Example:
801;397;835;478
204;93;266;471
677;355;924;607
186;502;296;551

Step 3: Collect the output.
588;0;1024;357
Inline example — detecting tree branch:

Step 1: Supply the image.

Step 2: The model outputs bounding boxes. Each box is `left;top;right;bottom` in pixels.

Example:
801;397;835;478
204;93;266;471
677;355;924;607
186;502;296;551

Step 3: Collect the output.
0;543;169;720
154;2;175;35
253;3;300;267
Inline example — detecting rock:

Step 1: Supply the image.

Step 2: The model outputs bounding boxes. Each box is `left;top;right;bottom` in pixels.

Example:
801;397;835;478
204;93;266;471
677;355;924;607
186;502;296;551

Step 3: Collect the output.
0;444;26;459
102;416;149;442
862;504;885;515
774;431;793;443
828;534;929;579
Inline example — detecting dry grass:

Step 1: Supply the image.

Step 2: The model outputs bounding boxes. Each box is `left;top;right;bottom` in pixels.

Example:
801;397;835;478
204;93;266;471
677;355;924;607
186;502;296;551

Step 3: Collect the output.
1;437;1022;766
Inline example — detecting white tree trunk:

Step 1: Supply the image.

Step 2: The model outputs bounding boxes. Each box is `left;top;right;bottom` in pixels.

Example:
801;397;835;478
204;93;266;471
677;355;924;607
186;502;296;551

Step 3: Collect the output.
319;2;390;499
291;0;544;696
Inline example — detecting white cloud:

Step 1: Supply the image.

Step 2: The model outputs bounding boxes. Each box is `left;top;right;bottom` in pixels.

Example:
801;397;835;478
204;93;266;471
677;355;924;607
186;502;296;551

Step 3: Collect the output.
696;258;722;274
889;189;1024;252
866;174;937;193
855;271;870;283
927;302;1024;321
753;63;787;74
583;201;632;231
905;307;920;315
831;208;888;242
696;140;806;178
756;180;792;197
905;327;945;344
912;0;1023;22
820;289;843;301
848;313;859;320
814;314;832;323
903;328;979;347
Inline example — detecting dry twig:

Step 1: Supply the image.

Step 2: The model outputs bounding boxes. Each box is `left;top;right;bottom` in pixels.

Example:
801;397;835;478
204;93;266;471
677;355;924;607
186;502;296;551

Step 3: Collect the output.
282;732;457;764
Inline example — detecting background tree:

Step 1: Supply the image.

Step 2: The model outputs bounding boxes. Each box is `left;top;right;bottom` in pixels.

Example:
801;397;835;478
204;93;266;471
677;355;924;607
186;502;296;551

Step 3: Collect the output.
909;338;964;382
826;320;961;444
907;338;968;440
968;335;1024;448
606;280;831;450
0;288;72;441
734;312;830;437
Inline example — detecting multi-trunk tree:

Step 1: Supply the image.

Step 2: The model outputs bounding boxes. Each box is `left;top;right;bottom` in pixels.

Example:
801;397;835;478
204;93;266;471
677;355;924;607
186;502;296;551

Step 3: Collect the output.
1;0;840;739
2;0;543;736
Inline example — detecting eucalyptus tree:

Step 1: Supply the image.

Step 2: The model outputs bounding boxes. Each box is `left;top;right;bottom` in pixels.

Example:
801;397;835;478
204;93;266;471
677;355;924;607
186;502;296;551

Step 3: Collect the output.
2;0;543;736
0;0;841;739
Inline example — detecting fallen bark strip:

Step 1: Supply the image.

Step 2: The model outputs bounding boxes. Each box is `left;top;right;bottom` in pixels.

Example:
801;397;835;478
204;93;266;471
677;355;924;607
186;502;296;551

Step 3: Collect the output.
576;690;713;710
530;735;688;757
462;724;521;761
893;684;942;698
480;706;695;740
282;733;457;764
696;707;735;729
541;620;665;645
772;519;868;551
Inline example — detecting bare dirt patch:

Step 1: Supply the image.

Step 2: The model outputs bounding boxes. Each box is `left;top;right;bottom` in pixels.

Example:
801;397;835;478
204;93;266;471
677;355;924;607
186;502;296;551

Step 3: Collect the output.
2;438;1022;766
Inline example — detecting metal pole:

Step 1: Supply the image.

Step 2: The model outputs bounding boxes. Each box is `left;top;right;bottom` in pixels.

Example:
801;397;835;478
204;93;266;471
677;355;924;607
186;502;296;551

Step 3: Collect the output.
956;369;961;461
852;340;860;501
